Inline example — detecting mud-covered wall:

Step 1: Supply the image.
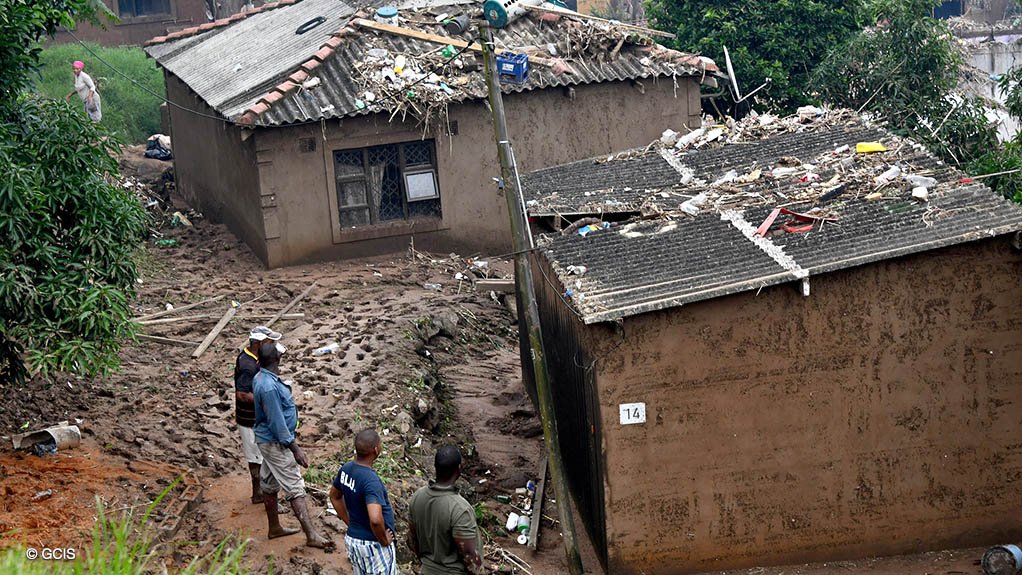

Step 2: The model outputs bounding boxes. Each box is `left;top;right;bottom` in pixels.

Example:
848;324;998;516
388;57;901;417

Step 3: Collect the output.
593;237;1022;574
164;73;265;262
252;77;698;267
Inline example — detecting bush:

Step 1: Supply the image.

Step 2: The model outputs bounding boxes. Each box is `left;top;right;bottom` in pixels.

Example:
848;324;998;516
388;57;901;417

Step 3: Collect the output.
645;0;865;112
33;42;164;144
810;0;997;166
0;95;149;383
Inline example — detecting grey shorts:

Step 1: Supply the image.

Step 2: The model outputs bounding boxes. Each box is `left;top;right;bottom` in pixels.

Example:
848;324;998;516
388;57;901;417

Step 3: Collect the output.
257;442;306;500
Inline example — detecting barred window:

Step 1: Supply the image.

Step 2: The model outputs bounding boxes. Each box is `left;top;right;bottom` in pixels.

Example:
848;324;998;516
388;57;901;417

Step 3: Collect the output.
333;141;442;229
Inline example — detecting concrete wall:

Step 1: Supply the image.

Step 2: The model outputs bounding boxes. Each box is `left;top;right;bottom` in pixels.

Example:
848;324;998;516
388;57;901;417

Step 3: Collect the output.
164;73;266;262
252;77;699;267
588;237;1022;574
964;42;1022;140
52;0;209;46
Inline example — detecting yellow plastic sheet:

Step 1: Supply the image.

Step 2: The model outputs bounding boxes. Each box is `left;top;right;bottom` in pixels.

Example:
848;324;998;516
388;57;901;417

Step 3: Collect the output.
856;142;887;153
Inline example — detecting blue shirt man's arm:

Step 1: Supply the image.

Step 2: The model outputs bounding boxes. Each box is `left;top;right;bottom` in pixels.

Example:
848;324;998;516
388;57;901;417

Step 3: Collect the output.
256;384;295;446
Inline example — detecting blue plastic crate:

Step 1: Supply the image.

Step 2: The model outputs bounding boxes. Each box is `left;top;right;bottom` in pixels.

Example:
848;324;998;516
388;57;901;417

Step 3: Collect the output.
497;52;529;85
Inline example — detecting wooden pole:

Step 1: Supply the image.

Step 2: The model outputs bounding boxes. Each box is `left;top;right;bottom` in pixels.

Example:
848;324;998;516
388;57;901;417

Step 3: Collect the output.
134;294;225;322
191;305;238;358
480;24;583;575
137;334;200;347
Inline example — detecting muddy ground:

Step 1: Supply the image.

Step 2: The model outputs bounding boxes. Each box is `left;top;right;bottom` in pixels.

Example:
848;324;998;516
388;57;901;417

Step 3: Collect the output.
0;181;1001;575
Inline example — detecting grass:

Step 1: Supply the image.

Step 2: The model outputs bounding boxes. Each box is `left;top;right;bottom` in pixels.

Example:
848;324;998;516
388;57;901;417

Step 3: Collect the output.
32;42;165;144
0;477;249;574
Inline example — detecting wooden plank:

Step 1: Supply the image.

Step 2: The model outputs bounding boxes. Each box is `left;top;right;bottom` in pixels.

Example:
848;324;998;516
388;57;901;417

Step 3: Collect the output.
137;334;200;347
266;282;317;328
528;457;548;551
139;312;305;326
191;305;239;358
134;294;225;322
476;279;516;293
522;4;676;38
351;19;558;67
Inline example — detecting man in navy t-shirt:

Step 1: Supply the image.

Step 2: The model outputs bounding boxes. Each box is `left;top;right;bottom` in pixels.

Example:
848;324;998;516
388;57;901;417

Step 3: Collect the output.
329;429;397;575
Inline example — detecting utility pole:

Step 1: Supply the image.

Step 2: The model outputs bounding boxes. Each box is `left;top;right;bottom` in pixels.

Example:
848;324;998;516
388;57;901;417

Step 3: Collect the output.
479;23;584;575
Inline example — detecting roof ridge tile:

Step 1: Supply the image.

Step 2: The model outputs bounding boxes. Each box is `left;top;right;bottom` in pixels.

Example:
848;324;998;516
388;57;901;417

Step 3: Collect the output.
234;16;361;126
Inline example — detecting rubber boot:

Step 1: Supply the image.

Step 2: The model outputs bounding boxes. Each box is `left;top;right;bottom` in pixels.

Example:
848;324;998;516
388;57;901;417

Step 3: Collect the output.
290;495;332;550
249;463;263;504
264;493;299;539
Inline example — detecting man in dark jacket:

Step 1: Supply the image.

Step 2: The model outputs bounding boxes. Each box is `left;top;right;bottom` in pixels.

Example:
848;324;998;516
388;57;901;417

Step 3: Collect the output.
234;325;280;504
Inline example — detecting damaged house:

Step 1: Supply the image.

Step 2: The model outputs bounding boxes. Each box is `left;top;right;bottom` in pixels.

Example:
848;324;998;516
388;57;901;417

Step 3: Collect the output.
143;0;718;267
521;111;1022;574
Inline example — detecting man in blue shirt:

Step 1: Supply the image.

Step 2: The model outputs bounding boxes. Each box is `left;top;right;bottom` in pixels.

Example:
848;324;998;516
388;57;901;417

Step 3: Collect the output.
253;340;330;550
329;429;397;575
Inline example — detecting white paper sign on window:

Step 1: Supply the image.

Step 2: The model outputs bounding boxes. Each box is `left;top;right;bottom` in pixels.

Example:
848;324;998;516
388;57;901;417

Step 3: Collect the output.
405;171;438;201
619;402;646;425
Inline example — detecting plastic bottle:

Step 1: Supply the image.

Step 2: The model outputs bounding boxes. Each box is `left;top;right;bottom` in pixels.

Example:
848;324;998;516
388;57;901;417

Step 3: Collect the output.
313;342;340;355
904;174;937;187
874;165;901;186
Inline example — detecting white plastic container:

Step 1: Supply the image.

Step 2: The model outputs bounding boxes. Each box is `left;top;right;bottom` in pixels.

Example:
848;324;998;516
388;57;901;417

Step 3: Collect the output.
313;342;339;355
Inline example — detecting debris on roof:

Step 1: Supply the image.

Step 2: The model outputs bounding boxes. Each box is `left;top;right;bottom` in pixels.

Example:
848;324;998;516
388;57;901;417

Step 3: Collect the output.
524;109;1022;324
145;0;721;129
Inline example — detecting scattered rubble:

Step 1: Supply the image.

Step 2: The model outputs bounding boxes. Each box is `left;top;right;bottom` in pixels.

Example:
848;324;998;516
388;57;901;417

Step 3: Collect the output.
532;108;957;229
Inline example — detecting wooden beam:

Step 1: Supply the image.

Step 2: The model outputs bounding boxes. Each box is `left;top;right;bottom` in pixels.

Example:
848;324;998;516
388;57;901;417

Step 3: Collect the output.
351;19;558;67
134;294;225;322
522;4;676;38
527;457;547;551
476;279;515;293
191;305;239;358
137;334;200;347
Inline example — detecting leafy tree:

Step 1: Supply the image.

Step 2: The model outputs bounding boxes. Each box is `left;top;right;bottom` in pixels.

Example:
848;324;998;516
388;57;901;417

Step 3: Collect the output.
645;0;865;111
0;0;147;383
811;0;996;165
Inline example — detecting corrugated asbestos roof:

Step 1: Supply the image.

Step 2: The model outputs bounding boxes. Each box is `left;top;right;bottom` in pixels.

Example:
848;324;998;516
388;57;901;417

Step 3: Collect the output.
527;116;1022;324
145;0;715;126
147;0;358;119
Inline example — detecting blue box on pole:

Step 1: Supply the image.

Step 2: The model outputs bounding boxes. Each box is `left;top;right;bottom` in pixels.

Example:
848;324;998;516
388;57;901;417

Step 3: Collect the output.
497;52;529;85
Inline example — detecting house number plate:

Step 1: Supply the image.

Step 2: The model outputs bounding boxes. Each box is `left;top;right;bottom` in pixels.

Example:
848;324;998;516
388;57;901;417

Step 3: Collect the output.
619;402;646;425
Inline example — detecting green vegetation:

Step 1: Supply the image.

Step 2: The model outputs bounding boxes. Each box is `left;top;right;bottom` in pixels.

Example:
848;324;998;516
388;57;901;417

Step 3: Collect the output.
811;0;996;166
0;481;249;574
0;0;148;383
34;42;164;144
646;0;864;111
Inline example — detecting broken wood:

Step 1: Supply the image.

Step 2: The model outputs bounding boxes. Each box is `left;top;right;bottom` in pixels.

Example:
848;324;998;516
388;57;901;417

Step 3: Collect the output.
137;334;200;347
476;279;515;293
134;294;225;322
266;282;317;328
527;456;547;551
138;312;305;326
191;305;239;358
521;4;676;38
351;19;558;67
